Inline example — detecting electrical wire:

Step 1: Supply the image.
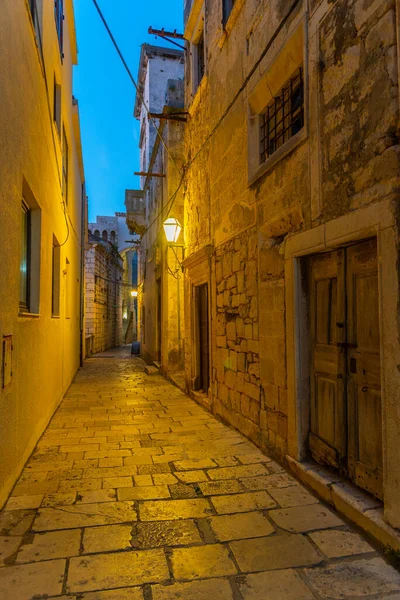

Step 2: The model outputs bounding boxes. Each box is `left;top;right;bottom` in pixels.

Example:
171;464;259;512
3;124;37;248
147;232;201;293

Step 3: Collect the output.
91;0;302;245
91;0;181;176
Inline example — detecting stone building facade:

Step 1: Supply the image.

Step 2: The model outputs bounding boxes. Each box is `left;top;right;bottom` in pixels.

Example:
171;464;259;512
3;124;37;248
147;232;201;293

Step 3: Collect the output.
88;212;139;345
182;0;400;540
85;240;123;355
0;0;85;507
126;45;185;379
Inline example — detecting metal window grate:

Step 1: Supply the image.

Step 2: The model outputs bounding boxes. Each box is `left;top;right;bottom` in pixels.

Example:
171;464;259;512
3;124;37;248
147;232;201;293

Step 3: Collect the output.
260;67;304;163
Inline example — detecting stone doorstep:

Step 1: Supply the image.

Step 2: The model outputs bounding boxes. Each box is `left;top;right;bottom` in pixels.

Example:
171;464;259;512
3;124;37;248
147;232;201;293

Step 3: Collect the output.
287;456;400;552
144;365;160;376
190;390;212;412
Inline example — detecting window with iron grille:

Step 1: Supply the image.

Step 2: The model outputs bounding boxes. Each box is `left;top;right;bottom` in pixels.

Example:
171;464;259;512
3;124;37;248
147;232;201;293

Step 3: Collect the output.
54;0;64;56
260;67;304;164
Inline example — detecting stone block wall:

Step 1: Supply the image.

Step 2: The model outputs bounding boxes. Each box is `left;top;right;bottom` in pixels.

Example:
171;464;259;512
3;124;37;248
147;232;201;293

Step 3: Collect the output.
85;243;123;354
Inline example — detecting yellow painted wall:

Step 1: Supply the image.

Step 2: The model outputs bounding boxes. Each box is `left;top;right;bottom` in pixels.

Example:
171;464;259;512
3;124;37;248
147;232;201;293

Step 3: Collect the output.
0;0;84;507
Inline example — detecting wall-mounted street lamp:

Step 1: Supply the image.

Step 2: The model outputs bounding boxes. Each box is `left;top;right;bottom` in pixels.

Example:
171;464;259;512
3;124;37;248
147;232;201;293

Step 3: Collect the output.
163;217;184;271
131;290;138;297
163;217;182;244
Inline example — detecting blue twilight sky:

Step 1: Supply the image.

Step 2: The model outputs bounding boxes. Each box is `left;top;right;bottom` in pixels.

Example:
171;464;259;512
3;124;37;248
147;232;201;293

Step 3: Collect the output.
73;0;183;222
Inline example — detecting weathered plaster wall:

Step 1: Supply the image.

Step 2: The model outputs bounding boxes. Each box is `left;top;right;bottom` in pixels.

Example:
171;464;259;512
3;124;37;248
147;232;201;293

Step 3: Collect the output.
0;0;84;507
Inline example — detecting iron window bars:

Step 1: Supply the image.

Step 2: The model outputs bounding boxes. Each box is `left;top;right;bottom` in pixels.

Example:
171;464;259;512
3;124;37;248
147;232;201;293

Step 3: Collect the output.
260;67;304;163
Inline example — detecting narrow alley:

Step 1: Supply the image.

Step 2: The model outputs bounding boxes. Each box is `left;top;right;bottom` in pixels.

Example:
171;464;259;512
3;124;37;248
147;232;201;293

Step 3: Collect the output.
0;347;399;600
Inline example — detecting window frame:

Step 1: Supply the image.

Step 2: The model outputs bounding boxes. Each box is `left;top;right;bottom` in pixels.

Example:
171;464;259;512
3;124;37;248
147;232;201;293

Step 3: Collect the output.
52;236;61;317
54;0;64;57
53;78;62;135
195;30;205;90
19;201;31;313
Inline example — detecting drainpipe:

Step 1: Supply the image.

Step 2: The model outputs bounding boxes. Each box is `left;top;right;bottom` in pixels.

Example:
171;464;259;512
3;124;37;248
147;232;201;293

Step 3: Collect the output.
79;185;87;366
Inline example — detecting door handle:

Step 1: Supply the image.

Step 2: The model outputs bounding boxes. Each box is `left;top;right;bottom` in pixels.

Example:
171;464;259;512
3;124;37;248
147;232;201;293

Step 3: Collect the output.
362;386;368;392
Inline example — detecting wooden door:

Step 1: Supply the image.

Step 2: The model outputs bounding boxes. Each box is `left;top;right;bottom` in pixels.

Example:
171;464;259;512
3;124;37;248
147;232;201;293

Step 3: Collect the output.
309;250;347;469
194;283;210;393
309;240;382;499
346;239;382;499
156;278;162;362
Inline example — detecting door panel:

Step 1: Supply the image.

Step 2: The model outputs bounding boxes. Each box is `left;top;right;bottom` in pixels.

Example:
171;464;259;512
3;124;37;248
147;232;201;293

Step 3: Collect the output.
346;239;382;499
309;250;346;468
193;284;210;394
198;283;210;393
309;239;382;499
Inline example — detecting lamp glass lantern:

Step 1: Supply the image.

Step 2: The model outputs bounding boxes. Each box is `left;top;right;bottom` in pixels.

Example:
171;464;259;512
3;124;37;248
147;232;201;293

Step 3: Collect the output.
131;290;138;297
163;217;182;244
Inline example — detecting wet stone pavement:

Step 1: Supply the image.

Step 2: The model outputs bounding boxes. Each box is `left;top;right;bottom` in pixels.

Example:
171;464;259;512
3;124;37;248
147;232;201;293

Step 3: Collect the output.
0;347;399;600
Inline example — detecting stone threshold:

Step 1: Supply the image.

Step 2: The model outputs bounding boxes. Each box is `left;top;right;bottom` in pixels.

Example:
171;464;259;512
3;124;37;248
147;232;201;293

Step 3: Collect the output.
166;371;186;394
287;455;400;552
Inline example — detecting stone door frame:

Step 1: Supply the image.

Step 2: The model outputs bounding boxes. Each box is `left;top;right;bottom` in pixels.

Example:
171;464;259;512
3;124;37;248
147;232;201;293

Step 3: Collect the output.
284;198;400;528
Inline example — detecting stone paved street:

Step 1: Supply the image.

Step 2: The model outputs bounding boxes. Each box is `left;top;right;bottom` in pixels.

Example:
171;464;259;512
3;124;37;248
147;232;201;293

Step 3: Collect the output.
0;347;399;600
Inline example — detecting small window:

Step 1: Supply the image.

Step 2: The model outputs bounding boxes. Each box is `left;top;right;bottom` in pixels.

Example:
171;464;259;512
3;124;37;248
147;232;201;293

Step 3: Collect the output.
62;126;68;203
64;258;70;318
54;79;61;134
260;67;304;163
19;202;31;312
102;230;108;241
222;0;236;24
54;0;64;56
52;236;61;316
29;0;43;51
110;231;116;244
94;229;100;238
194;30;205;91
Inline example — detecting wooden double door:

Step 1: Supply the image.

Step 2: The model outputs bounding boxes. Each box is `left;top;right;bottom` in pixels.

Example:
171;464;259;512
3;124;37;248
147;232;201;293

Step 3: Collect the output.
309;239;382;499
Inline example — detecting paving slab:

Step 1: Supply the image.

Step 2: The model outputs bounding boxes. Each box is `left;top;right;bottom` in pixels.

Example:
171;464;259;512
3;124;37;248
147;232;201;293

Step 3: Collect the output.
83;524;133;553
81;588;143;600
230;534;322;572
209;511;275;541
67;549;169;593
211;491;276;514
308;529;375;558
304;557;400;598
269;504;344;532
33;502;137;531
170;544;237;579
0;536;23;565
132;519;202;548
239;569;315;599
0;558;66;600
139;498;212;520
152;578;234;599
16;529;81;562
